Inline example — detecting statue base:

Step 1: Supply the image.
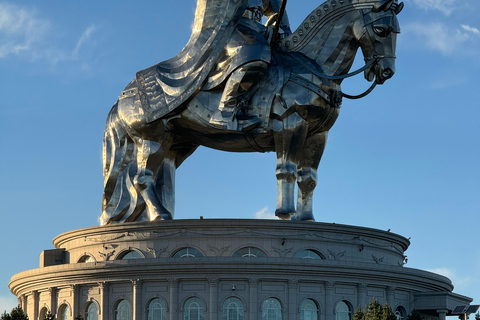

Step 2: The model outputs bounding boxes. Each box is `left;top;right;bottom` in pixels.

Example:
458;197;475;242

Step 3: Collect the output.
9;219;472;320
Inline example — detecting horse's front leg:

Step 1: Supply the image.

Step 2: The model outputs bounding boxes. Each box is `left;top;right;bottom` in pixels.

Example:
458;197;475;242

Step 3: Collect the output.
273;112;308;219
293;131;328;221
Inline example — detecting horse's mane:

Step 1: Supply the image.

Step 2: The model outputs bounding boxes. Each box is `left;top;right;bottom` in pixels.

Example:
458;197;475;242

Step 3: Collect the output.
278;0;399;53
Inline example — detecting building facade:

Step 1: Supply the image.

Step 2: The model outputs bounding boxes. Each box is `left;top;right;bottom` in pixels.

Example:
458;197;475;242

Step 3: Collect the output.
9;219;472;320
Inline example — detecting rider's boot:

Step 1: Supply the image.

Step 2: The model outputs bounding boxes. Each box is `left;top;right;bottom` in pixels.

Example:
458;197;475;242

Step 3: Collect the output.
209;61;267;131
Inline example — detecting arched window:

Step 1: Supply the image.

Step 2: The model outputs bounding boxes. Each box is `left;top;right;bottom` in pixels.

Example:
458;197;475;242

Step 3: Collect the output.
148;298;167;320
294;250;324;260
173;247;204;258
78;255;95;263
395;306;406;320
183;297;205;320
233;247;267;258
86;303;98;320
335;301;352;320
59;305;70;320
300;299;318;320
115;300;132;320
222;297;244;320
119;250;143;260
39;307;48;320
262;298;282;320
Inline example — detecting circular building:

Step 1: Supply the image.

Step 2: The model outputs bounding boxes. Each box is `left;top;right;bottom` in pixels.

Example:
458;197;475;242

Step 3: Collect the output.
9;219;472;320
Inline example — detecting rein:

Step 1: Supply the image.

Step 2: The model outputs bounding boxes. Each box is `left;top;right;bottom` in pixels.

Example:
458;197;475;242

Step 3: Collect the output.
285;53;381;100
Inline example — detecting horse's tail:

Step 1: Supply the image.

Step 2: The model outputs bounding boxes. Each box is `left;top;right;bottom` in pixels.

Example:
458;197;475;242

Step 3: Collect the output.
100;103;146;225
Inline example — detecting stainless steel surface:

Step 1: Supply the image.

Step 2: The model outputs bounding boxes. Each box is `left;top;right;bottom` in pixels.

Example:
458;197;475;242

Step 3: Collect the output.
101;0;402;225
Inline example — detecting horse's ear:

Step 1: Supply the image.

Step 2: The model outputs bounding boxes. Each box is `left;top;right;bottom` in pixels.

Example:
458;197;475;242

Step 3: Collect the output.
373;0;394;12
395;2;404;14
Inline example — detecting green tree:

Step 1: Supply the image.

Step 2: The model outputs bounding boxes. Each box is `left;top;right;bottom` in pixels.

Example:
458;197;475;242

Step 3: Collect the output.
1;311;12;320
354;306;365;320
381;303;397;320
475;312;479;320
43;311;54;320
407;310;423;320
1;306;28;320
365;298;383;320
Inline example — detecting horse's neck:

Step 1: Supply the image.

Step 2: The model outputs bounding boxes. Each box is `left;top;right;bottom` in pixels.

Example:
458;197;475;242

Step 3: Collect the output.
296;11;361;82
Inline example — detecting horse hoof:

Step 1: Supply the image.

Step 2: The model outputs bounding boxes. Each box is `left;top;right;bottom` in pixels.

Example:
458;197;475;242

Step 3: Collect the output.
275;208;295;220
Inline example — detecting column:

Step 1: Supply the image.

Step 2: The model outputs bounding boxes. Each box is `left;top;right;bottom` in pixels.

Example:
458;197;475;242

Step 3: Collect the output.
71;285;79;320
168;278;179;320
288;280;298;320
132;280;143;320
19;295;27;314
49;287;57;318
325;282;334;320
208;278;219;320
32;291;39;320
357;284;366;309
99;282;109;320
386;287;395;307
437;309;448;320
249;278;259;320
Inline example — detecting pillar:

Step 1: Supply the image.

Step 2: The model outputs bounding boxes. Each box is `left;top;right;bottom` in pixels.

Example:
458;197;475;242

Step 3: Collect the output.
168;278;179;320
249;278;259;320
325;282;334;320
32;291;39;320
132;280;142;320
99;282;109;320
437;309;448;320
357;284;366;309
49;287;57;318
288;280;298;320
386;287;395;307
71;285;79;319
208;278;219;320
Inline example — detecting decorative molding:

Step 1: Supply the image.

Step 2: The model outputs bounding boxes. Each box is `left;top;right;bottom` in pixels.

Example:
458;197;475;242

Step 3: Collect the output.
328;250;345;260
208;245;230;256
372;255;384;264
272;246;293;257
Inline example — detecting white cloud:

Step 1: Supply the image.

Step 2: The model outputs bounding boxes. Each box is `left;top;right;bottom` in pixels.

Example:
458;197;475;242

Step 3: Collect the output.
255;207;277;220
0;2;98;66
0;295;19;314
427;268;473;289
407;0;458;16
461;24;480;36
402;22;479;55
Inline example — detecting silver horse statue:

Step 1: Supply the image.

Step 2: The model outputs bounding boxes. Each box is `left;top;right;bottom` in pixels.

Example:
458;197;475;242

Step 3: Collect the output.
101;0;402;225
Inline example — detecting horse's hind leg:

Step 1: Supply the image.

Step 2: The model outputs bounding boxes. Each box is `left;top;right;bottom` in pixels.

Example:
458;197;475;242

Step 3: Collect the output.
292;131;328;221
273;112;308;219
134;136;175;220
154;143;199;217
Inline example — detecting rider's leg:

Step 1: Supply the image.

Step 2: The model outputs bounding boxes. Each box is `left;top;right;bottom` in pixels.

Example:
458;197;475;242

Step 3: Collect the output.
210;61;268;131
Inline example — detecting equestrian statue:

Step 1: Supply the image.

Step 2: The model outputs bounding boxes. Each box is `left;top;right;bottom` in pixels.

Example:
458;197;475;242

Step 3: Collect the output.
100;0;403;225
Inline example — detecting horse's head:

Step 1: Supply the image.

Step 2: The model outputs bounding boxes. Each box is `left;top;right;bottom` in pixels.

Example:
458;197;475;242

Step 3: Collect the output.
354;0;403;84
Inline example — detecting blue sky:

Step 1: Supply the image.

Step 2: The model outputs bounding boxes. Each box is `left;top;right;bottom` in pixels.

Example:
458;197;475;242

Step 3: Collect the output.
1;0;479;313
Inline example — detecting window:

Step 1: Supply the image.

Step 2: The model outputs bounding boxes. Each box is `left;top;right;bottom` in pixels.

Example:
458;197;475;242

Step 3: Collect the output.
294;250;324;260
86;303;98;320
262;298;282;320
115;300;132;320
233;247;266;258
335;301;352;320
300;299;318;320
183;298;205;320
119;250;143;260
222;297;244;320
59;305;70;320
395;306;406;320
148;298;167;320
39;308;48;320
78;255;95;263
173;248;204;258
